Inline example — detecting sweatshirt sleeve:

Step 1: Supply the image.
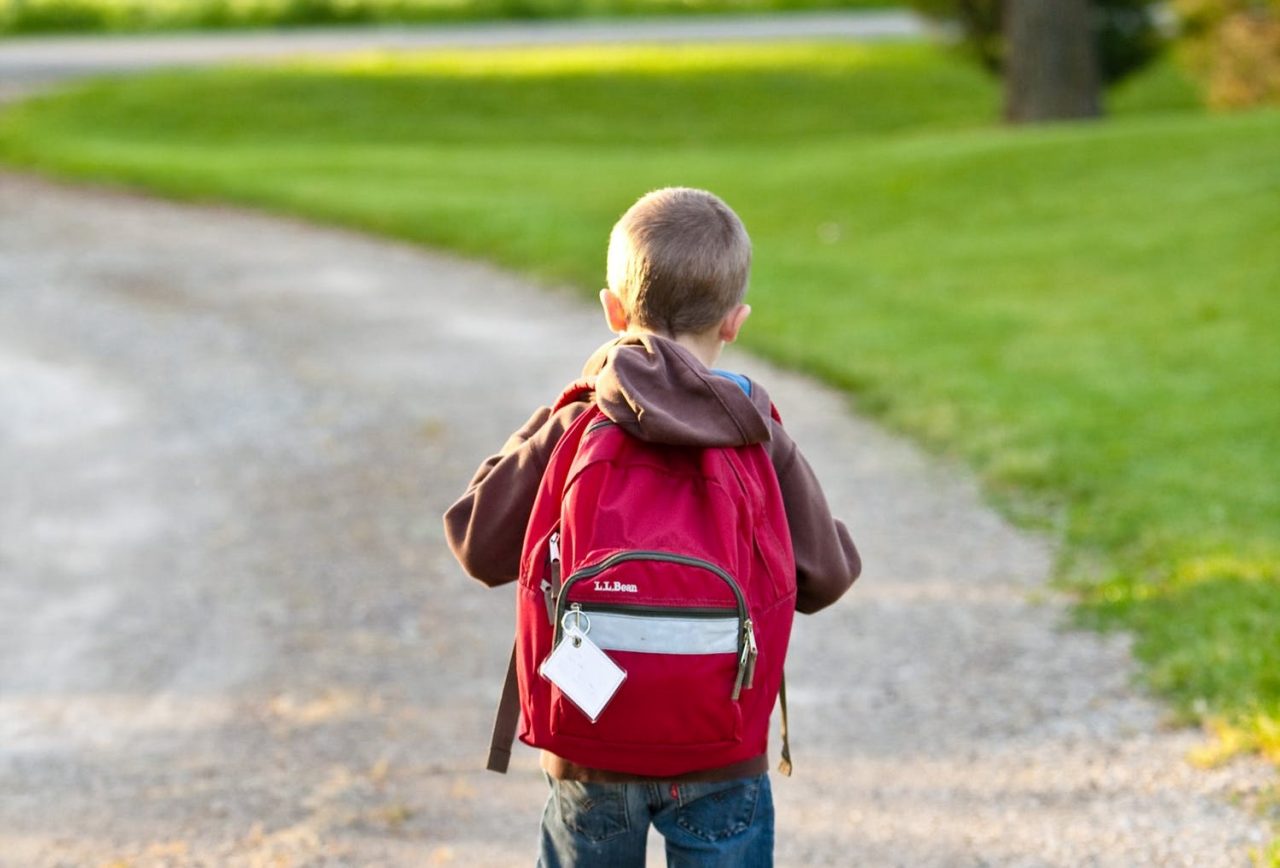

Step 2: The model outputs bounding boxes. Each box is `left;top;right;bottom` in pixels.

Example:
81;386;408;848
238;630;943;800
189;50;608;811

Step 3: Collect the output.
768;424;861;614
442;402;587;587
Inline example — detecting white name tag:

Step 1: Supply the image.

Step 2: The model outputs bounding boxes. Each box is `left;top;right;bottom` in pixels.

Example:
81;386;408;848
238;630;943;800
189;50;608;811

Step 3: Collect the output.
539;626;626;723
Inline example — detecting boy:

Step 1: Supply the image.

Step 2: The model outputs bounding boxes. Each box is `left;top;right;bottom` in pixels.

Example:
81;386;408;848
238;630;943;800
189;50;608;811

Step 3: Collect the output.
444;187;860;867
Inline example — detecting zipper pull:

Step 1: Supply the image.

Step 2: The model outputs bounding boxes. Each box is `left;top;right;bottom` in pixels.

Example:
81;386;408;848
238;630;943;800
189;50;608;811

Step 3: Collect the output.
542;532;562;626
541;579;555;625
732;620;758;700
732;642;749;701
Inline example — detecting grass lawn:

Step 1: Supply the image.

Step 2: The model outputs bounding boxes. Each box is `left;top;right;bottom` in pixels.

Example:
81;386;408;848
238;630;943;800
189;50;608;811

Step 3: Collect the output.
1;42;1277;767
0;0;894;35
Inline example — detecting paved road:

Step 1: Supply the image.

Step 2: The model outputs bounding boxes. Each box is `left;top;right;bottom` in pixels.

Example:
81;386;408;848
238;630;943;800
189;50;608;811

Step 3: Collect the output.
0;170;1270;865
0;10;924;94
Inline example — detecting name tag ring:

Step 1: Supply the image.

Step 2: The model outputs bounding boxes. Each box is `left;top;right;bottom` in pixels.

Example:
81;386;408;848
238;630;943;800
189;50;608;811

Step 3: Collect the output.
562;608;591;647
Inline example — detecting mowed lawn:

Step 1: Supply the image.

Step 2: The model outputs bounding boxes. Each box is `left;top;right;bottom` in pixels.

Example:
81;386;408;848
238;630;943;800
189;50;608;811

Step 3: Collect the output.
2;42;1277;758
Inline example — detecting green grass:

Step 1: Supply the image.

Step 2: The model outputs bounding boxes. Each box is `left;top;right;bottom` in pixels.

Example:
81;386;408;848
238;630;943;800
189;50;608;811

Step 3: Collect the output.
0;0;893;35
1;41;1278;762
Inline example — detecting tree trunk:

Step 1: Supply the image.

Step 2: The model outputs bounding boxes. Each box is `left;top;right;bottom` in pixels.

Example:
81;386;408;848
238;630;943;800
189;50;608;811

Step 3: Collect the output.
1004;0;1102;123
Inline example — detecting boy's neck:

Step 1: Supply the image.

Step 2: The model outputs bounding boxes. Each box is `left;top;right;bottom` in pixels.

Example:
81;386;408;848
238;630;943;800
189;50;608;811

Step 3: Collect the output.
627;329;723;369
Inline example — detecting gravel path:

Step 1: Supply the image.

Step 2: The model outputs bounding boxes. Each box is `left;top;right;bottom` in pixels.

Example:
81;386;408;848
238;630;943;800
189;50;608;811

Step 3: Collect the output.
0;170;1272;866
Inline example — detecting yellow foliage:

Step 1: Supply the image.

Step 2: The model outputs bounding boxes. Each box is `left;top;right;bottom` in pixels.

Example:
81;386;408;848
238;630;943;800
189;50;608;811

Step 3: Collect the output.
1189;716;1260;767
1174;0;1280;108
1188;715;1280;768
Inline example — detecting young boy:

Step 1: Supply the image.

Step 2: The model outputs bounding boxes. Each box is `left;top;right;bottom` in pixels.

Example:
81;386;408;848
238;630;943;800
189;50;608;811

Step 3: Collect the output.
444;187;860;867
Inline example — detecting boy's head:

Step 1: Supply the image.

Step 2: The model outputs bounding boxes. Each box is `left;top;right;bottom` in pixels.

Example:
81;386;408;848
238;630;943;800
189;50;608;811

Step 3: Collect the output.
603;188;752;342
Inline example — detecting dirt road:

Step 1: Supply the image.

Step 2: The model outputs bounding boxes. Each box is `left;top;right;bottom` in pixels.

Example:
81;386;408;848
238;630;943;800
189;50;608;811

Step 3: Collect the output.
0;171;1270;866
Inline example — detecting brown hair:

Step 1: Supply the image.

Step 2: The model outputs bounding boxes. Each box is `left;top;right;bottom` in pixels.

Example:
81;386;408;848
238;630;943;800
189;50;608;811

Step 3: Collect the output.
606;187;752;336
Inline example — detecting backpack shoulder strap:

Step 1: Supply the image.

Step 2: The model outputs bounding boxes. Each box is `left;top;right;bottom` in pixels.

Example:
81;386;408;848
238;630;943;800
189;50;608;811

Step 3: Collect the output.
553;377;595;413
486;644;521;773
778;671;792;776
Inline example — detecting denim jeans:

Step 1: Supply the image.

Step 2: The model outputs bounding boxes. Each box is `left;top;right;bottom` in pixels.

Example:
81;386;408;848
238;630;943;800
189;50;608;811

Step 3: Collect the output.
537;772;773;868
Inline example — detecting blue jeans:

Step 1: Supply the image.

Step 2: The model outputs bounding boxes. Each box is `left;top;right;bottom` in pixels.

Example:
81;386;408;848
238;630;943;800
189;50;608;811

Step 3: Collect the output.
537;773;773;867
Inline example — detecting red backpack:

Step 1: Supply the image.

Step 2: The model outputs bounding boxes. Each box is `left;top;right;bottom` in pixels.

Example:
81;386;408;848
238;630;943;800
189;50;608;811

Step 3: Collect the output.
487;380;797;778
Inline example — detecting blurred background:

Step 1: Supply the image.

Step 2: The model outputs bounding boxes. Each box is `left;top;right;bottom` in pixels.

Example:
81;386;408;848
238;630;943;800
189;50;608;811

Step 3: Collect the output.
1;1;1277;865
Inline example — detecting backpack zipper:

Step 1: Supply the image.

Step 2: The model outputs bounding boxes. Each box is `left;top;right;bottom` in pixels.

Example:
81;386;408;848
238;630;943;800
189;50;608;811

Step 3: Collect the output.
553;550;757;700
572;602;737;619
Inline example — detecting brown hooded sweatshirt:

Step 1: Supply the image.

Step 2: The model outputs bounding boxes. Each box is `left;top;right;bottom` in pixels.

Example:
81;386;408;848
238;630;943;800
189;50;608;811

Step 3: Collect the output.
443;334;861;782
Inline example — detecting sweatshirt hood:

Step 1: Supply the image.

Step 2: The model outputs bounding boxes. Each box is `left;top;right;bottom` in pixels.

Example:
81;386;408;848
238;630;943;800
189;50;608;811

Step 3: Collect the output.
580;334;773;447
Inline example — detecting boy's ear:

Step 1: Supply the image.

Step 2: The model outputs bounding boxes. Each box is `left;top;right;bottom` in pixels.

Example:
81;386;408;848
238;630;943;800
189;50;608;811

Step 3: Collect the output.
600;288;629;334
718;303;751;344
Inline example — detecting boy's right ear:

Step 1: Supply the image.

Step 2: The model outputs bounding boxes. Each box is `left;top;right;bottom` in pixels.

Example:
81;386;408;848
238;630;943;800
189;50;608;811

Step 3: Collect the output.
600;289;629;334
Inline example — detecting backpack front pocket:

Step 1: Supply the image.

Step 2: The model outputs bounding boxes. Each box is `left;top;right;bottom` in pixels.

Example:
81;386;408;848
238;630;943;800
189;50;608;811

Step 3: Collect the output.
547;550;755;749
549;605;745;747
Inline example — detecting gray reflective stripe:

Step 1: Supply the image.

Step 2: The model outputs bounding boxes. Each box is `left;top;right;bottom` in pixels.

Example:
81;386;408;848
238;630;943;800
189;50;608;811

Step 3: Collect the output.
586;611;738;655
